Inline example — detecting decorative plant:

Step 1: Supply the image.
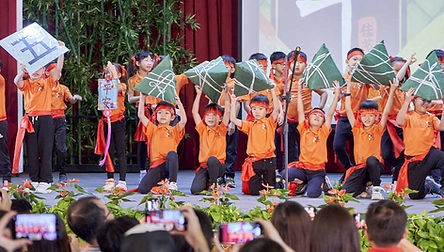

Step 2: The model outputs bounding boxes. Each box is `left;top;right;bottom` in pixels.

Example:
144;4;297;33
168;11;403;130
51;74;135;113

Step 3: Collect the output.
407;213;444;251
387;187;418;209
138;179;185;211
323;188;359;207
429;198;444;213
244;184;289;221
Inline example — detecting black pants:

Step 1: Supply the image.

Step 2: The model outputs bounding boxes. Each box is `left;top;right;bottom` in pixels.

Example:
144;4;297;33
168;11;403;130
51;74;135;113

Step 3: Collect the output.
26;115;54;183
249;157;276;195
225;128;238;179
280;167;325;198
105;119;127;181
53;117;68;176
407;147;444;200
0;120;11;182
287;121;300;163
138;151;179;194
333;116;354;170
342;156;383;197
190;156;225;194
137;141;148;171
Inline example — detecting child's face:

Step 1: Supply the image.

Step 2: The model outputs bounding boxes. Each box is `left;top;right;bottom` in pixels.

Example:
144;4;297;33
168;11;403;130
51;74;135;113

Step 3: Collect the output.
346;55;363;69
30;67;45;80
272;62;284;75
251;105;267;120
138;56;154;73
308;112;325;127
156;109;174;125
391;61;404;74
360;113;378;127
204;113;221;127
290;61;306;75
258;63;267;74
414;97;432;114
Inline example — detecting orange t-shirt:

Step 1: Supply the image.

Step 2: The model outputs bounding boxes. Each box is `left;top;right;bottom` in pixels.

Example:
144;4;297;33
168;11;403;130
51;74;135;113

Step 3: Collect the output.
402;111;439;156
297;123;330;166
51;83;72;112
103;83;126;119
379;86;404;116
143;122;185;164
19;77;54;115
339;73;370;116
352;123;384;164
428;103;443;116
0;74;6;121
196;121;228;163
239;116;277;157
287;77;312;120
128;73;159;105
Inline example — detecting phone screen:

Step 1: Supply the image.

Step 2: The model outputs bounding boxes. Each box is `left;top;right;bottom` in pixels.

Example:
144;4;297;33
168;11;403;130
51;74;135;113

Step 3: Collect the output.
353;213;366;229
145;210;186;231
15;214;57;241
219;222;262;244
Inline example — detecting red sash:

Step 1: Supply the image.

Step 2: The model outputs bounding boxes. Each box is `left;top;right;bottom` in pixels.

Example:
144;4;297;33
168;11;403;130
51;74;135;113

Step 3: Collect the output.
343;164;366;184
94;113;124;172
12;115;35;174
241;152;274;194
288;161;325;171
395;153;427;193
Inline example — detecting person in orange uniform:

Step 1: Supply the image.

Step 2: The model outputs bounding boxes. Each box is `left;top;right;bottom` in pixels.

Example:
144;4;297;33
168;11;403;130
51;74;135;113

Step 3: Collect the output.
280;80;340;197
137;94;187;194
342;77;397;200
13;41;65;193
46;62;82;183
190;86;230;194
395;87;444;199
230;87;280;195
96;62;128;192
286;50;327;164
0;60;11;190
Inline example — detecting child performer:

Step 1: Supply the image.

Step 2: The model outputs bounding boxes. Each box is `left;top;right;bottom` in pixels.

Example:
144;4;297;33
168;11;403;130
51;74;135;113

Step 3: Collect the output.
127;51;156;182
46;62;82;183
280;80;340;198
190;86;230;194
96;62;128;192
0;60;11;190
395;88;444;199
342;79;398;200
230;88;280;195
13;41;64;193
137;95;187;194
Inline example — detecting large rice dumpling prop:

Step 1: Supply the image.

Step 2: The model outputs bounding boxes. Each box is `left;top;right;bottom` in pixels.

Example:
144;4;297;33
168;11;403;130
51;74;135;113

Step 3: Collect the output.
302;43;345;89
400;52;444;100
134;55;176;103
233;59;273;97
351;41;395;85
184;57;227;103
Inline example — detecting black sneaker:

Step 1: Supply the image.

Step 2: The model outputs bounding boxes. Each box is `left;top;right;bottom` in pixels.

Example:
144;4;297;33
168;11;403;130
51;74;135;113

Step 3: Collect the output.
323;176;333;194
226;177;236;188
275;174;284;189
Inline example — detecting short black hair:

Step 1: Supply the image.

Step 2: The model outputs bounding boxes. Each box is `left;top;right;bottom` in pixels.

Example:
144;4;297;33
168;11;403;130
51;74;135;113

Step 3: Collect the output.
67;196;107;244
221;55;236;64
270;51;286;63
251;94;270;105
347;48;364;58
287;50;307;62
97;216;139;252
359;100;379;111
426;49;444;59
249;53;268;61
11;199;32;214
366;200;407;247
203;103;224;115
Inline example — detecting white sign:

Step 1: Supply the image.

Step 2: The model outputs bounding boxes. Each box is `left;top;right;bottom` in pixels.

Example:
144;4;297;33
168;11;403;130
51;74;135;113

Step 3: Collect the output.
0;23;68;74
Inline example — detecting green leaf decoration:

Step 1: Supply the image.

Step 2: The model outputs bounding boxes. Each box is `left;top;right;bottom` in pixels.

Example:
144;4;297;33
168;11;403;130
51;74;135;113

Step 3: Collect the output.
302;43;345;89
233;59;273;97
134;55;177;103
184;56;227;103
351;40;395;85
400;52;444;100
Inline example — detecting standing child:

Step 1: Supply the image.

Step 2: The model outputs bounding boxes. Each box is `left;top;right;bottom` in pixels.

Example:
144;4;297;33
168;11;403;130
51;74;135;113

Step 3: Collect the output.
96;62;128;192
46;62;82;183
395;88;444;199
13;41;64;193
190;86;229;194
342;79;398;200
0;60;11;190
280;80;340;198
230;88;280;195
137;95;187;194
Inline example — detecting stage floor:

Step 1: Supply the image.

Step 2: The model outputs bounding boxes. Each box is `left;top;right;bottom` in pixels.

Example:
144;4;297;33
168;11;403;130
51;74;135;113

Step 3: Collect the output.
9;171;443;216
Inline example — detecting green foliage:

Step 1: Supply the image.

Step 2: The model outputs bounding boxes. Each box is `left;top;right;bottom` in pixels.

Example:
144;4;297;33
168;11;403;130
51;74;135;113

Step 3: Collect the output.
23;0;198;165
407;213;444;252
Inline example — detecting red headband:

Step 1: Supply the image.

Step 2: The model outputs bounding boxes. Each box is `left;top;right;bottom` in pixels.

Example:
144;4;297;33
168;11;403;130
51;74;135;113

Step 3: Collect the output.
347;50;364;60
224;61;234;68
46;63;57;72
250;101;269;109
288;54;307;64
203;108;223;117
308;108;325;121
438;57;444;64
257;59;268;67
154;104;175;115
272;59;286;65
358;109;379;115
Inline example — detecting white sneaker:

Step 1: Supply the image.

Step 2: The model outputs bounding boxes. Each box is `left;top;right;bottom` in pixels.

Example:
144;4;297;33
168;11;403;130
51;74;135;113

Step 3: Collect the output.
116;180;127;191
139;170;147;184
31;182;40;191
371;186;385;200
167;182;178;191
37;182;52;194
103;179;115;192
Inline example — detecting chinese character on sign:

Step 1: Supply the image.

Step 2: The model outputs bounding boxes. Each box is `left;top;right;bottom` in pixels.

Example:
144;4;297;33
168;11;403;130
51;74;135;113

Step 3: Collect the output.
98;79;118;110
0;23;68;74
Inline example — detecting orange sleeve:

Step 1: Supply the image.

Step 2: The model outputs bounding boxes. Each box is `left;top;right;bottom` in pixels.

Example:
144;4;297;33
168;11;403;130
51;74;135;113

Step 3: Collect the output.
62;85;73;102
173;124;185;143
119;83;127;97
195;121;205;135
175;74;189;94
238;120;252;134
143;121;155;140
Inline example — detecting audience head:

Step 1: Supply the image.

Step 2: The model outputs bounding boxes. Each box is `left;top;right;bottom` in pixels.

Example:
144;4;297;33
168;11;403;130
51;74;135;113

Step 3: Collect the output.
239;238;285;252
11;199;32;214
365;200;408;248
120;230;176;252
271;201;311;251
310;205;360;252
97;216;139;252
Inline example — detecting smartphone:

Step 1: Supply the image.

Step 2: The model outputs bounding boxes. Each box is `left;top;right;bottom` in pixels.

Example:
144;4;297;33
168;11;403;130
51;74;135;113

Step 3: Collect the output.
219;222;263;244
353;213;366;229
14;214;58;241
145;210;186;231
